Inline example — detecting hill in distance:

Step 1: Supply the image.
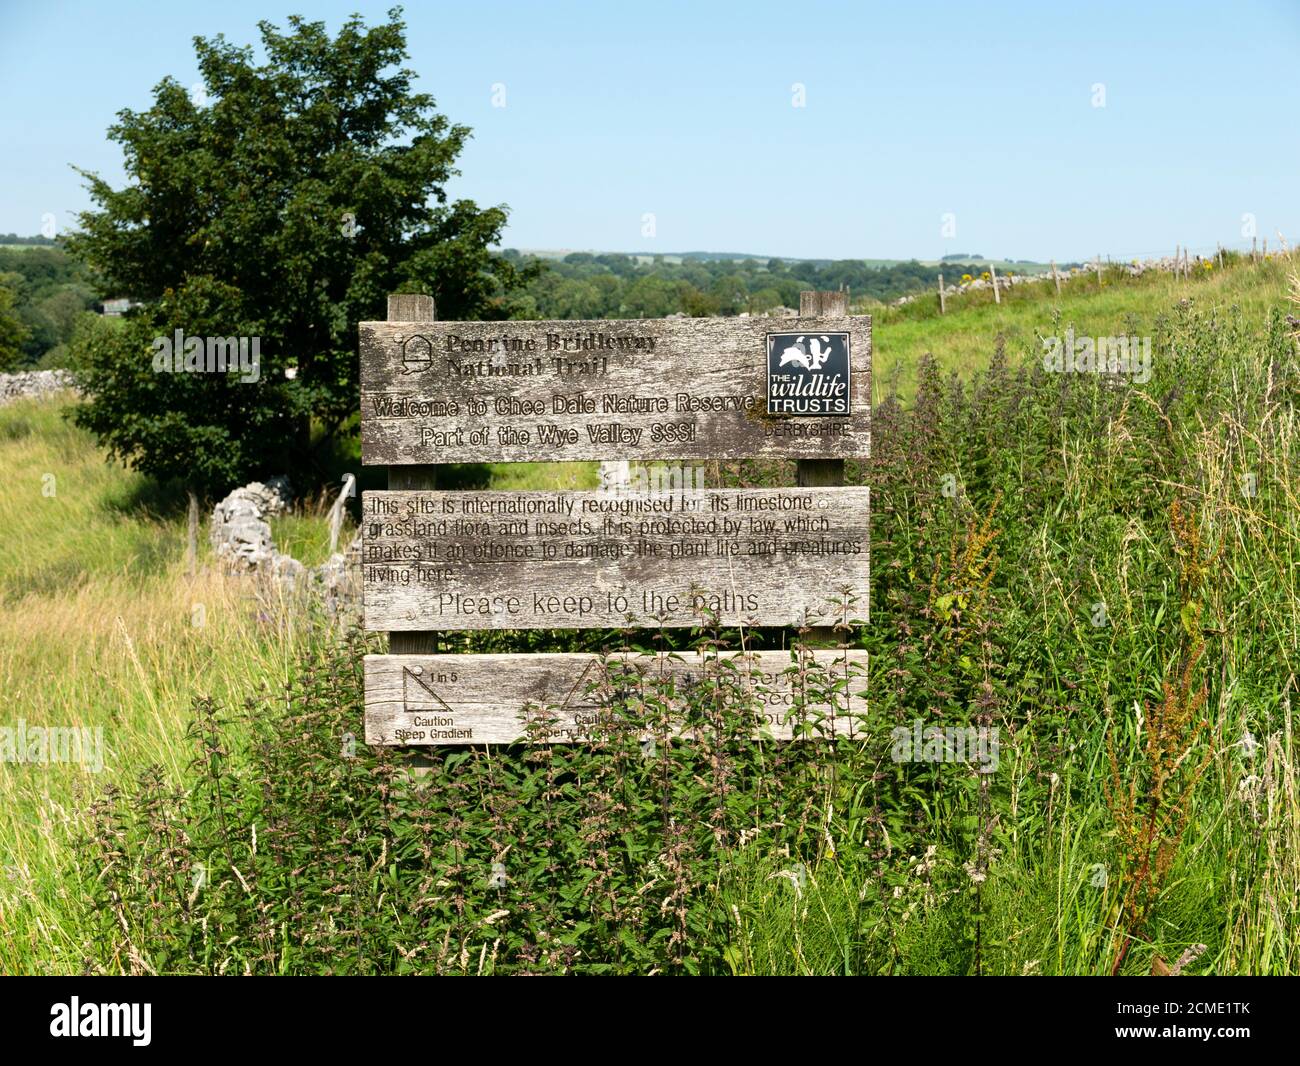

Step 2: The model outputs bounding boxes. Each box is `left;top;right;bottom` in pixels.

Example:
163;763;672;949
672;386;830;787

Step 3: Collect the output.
512;248;1060;272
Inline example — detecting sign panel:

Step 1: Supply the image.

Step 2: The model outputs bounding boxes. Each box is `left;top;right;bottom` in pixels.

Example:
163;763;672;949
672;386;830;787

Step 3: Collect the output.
363;650;868;745
362;486;869;631
359;316;870;464
766;331;852;415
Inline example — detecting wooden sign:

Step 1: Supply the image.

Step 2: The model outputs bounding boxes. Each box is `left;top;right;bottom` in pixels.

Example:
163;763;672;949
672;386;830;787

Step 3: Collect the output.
362;486;869;631
363;650;868;745
359;316;870;464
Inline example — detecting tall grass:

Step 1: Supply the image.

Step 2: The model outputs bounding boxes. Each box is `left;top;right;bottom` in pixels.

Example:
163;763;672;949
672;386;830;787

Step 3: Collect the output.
0;397;323;972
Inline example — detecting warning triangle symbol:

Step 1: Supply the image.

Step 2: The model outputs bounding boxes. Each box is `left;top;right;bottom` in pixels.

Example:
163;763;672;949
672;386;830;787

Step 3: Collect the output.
403;666;455;714
558;656;607;713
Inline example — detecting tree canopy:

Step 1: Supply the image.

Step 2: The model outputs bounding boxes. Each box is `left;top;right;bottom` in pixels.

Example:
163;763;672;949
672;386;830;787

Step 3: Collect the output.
66;7;531;494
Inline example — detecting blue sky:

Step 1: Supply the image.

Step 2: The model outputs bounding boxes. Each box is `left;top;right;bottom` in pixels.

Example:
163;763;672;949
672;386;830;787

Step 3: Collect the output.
1;1;1297;262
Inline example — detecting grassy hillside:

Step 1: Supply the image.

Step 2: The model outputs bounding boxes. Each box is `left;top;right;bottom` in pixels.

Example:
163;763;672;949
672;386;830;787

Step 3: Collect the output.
871;253;1294;397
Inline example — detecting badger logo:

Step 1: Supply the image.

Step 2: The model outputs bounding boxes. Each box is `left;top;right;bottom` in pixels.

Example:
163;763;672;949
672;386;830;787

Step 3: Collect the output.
778;335;834;371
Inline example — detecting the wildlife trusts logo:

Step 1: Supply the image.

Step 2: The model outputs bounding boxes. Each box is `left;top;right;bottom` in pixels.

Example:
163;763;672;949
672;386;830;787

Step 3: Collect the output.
766;332;850;415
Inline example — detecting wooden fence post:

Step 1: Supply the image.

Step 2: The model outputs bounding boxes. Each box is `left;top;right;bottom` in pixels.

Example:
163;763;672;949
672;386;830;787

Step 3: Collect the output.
796;290;847;490
1095;255;1103;290
386;293;440;655
797;290;848;648
1217;243;1223;269
989;263;1000;304
937;273;946;314
1051;260;1061;297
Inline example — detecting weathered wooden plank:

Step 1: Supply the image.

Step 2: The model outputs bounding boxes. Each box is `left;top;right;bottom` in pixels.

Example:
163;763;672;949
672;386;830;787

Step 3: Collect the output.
362;486;869;631
359;316;870;464
385;293;440;656
364;649;868;745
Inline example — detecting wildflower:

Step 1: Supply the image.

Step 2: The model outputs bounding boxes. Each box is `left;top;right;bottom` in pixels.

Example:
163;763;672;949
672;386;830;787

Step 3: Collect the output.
962;860;987;884
1237;729;1258;760
488;861;508;890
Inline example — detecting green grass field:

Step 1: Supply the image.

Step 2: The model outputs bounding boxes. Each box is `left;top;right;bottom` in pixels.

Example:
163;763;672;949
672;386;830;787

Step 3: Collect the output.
2;251;1297;973
869;252;1292;398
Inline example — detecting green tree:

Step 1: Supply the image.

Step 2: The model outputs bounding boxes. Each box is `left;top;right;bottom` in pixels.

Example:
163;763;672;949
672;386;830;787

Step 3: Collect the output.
65;8;532;495
679;284;719;318
710;275;748;316
621;275;679;318
0;274;31;371
746;287;783;314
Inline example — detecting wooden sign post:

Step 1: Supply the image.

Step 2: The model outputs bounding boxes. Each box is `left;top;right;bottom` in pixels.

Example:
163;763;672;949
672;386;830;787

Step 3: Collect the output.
385;294;440;655
358;295;870;745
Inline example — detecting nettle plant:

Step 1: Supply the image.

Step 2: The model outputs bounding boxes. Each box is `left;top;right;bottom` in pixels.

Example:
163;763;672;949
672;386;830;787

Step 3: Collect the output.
77;611;872;975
